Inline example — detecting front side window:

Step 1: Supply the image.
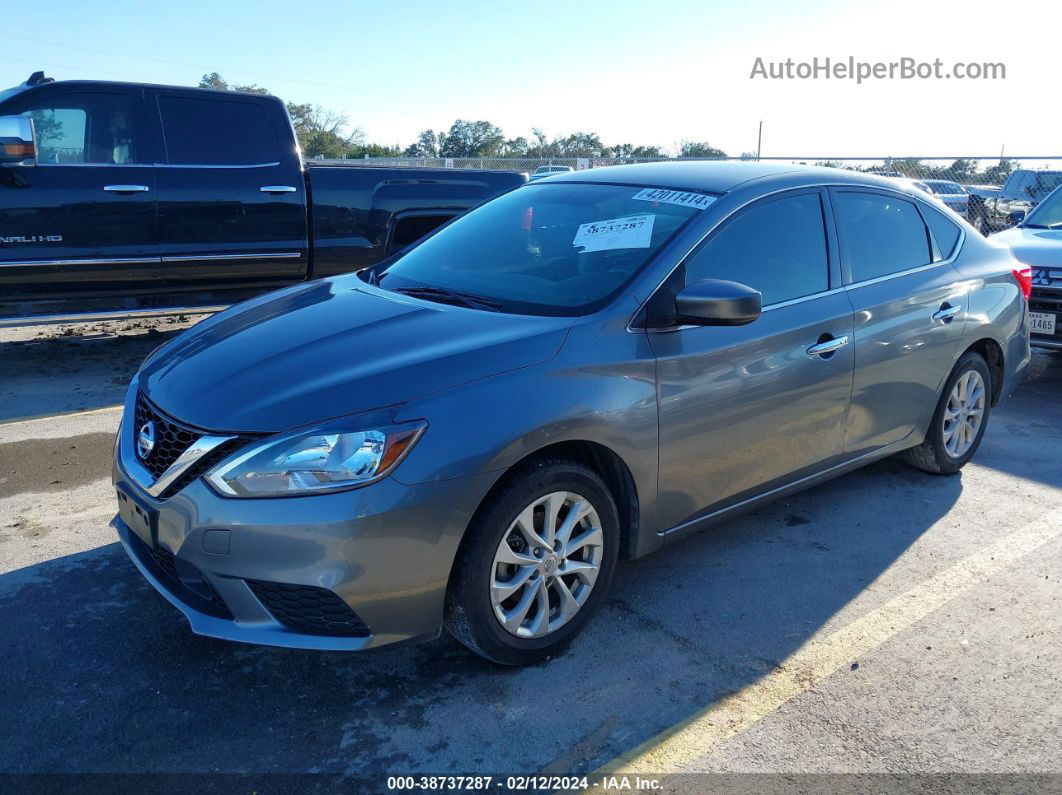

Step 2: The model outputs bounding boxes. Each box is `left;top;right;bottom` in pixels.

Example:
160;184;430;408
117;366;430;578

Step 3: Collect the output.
158;94;279;166
16;92;140;165
833;192;931;282
683;192;829;306
375;183;712;316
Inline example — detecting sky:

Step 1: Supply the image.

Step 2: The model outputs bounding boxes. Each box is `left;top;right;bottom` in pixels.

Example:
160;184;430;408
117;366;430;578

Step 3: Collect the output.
2;0;1060;158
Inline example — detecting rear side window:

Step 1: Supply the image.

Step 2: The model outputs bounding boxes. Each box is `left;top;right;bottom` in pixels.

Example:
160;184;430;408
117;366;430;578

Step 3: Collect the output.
922;204;962;261
158;95;279;166
684;192;829;306
833;192;931;282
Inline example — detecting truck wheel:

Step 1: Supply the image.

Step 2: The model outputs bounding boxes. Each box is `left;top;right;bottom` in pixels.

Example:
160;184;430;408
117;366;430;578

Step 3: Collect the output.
973;213;991;236
902;352;993;475
444;458;620;665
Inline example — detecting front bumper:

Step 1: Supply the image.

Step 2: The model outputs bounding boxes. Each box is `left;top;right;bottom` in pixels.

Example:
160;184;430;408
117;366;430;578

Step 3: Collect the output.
112;395;499;652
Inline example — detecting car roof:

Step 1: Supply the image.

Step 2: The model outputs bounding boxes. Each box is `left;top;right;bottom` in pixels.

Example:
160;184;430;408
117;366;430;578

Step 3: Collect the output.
2;78;274;98
542;160;910;194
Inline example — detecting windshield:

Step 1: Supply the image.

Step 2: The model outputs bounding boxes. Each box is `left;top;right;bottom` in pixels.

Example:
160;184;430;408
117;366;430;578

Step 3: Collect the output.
927;181;964;195
374;182;714;316
1023;185;1062;228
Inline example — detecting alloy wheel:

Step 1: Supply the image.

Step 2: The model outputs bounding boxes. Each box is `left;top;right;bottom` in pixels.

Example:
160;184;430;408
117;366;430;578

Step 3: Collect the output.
942;369;986;458
490;491;603;638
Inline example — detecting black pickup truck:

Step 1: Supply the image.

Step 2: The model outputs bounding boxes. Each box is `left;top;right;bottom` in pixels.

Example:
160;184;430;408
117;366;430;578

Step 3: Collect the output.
0;73;524;325
967;168;1062;236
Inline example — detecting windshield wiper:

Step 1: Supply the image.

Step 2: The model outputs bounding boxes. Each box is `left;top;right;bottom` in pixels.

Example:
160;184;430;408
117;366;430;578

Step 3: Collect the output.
391;286;503;311
1021;223;1049;229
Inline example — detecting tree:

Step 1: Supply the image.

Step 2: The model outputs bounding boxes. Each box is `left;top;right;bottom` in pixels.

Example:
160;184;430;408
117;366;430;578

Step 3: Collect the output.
197;72;268;95
554;132;604;157
679;141;727;158
290;106;365;159
440;120;505;158
500;137;530;157
945;159;978;183
981;158;1019;186
403;129;445;158
606;143;664;160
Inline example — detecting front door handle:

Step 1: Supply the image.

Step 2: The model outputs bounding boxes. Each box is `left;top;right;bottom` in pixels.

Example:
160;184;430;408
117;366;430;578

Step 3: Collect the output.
260;185;297;194
806;335;849;357
932;303;962;322
103;184;150;193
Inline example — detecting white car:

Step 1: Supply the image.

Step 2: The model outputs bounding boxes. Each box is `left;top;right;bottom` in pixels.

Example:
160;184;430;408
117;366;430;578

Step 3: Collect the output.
529;165;575;181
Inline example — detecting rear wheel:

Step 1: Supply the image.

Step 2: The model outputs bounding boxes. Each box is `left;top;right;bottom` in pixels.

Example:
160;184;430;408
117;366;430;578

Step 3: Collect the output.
445;459;620;665
902;352;992;474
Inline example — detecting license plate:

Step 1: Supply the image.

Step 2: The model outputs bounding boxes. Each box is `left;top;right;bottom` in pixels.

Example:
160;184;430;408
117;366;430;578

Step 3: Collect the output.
1030;312;1057;335
116;487;157;546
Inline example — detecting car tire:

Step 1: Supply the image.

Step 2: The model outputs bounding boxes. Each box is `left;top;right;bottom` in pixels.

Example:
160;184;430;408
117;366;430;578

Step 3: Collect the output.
902;352;993;475
973;213;991;237
444;458;620;665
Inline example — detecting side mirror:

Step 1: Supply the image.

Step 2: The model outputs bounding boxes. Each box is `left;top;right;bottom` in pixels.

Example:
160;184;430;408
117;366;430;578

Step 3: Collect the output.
675;278;762;326
0;115;35;166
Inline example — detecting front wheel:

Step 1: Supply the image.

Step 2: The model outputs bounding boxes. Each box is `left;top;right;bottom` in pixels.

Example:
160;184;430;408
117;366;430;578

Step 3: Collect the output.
445;459;620;665
902;352;992;475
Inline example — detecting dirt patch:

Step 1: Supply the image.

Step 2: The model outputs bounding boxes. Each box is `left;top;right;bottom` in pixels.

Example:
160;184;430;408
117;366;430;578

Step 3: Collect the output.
0;432;115;499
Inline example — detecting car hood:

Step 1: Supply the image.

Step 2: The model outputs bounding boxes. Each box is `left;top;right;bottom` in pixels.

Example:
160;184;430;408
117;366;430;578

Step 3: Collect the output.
991;226;1062;267
139;276;574;432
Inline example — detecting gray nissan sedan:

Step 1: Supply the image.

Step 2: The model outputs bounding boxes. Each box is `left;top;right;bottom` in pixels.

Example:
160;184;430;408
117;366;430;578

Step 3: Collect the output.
112;162;1031;665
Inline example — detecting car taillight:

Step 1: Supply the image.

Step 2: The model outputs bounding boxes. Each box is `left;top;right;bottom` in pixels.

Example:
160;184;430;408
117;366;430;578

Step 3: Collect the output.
1012;264;1032;300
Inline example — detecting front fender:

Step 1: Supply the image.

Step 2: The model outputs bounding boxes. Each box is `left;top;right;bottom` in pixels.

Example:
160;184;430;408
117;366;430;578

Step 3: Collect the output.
392;297;661;552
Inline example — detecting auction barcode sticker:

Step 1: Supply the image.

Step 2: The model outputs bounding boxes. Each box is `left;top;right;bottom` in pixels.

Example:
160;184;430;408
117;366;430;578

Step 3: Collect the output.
572;214;655;252
632;188;716;209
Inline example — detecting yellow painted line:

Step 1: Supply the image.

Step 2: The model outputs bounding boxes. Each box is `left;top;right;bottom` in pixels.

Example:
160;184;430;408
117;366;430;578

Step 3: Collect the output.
598;506;1062;776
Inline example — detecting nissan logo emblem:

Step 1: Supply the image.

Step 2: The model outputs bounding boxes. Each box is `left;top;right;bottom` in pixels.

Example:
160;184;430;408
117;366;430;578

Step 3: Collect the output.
137;421;156;460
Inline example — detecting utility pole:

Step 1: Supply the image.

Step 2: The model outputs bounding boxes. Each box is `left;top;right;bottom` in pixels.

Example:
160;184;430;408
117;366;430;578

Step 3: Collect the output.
999;144;1005;163
757;121;763;160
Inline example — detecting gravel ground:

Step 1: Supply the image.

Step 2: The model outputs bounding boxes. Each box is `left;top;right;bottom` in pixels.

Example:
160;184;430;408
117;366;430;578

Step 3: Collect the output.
0;318;1059;792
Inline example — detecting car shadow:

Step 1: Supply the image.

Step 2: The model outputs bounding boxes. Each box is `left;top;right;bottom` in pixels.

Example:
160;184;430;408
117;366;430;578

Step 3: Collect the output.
974;349;1062;489
0;455;962;779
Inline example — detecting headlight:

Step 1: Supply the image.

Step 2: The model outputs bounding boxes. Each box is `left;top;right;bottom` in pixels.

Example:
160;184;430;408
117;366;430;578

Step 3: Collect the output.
205;420;426;498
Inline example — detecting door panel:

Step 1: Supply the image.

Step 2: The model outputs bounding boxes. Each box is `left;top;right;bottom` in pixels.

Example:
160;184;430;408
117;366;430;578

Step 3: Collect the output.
0;88;159;302
652;292;855;531
843;265;968;452
151;90;307;291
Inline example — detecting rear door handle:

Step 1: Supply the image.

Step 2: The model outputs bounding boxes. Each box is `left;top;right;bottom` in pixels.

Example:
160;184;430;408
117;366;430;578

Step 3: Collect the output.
932;303;962;322
103;184;150;193
806;335;849;357
260;185;297;194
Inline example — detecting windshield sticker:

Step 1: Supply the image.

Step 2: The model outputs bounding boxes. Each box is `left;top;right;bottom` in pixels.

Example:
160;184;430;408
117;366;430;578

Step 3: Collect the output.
632;188;716;210
572;214;655;252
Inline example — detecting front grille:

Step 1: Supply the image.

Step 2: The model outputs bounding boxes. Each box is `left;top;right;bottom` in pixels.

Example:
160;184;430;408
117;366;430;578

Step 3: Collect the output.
247;580;370;637
131;392;261;497
129;532;232;619
134;393;201;479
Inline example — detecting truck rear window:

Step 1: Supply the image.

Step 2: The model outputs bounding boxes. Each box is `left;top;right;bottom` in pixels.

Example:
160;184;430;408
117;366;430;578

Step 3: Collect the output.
158;95;280;166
